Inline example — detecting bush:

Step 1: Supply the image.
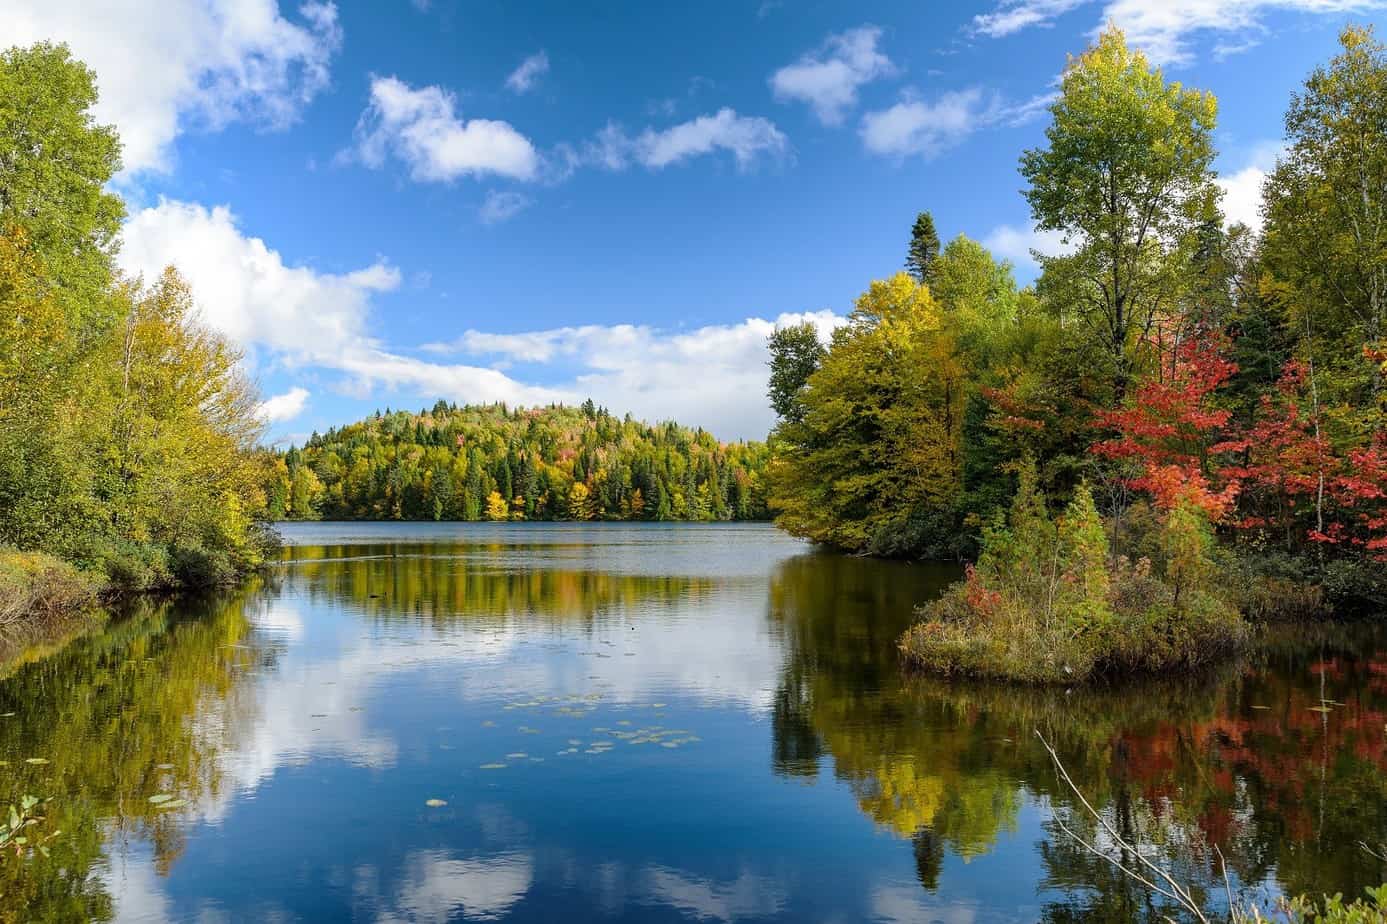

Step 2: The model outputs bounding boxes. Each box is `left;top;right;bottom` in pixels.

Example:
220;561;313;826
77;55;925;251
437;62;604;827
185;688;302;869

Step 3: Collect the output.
78;538;174;591
900;460;1248;683
169;544;237;588
0;549;99;624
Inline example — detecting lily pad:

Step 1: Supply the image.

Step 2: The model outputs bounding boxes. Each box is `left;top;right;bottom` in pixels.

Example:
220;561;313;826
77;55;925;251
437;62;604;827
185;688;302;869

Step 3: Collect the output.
425;798;447;807
24;758;48;765
505;752;528;759
479;763;507;770
148;794;175;804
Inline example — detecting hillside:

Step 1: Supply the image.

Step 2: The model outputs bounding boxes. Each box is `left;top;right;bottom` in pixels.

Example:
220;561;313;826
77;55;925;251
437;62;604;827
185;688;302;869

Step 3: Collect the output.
265;401;771;522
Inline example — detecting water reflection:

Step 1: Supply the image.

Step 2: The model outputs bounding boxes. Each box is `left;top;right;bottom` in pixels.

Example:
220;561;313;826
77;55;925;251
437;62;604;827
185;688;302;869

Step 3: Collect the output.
0;524;1382;923
768;547;1387;919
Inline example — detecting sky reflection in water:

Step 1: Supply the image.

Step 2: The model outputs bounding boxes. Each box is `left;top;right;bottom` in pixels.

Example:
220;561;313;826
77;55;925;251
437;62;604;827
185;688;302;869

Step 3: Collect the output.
1;522;1384;923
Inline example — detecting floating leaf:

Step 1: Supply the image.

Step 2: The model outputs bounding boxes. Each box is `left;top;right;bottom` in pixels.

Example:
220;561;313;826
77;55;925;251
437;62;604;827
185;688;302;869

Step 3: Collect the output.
479;763;507;770
24;758;47;765
425;798;447;807
148;794;174;804
156;799;187;810
505;753;528;759
156;763;174;770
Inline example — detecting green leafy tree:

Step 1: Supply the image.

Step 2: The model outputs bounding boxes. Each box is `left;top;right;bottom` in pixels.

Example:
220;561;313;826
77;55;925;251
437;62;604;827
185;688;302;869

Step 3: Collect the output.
0;43;124;333
1262;25;1387;431
1021;26;1218;399
767;322;826;425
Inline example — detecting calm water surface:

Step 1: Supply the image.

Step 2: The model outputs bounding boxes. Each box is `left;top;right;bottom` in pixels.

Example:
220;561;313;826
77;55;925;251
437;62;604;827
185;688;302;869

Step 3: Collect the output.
2;523;1385;922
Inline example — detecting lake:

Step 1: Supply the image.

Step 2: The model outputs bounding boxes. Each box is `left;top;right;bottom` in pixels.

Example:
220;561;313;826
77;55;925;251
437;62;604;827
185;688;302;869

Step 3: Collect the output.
1;522;1384;922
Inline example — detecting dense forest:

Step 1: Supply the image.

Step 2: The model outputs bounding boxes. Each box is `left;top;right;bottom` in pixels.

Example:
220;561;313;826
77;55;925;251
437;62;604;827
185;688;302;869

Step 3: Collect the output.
267;401;770;522
767;26;1387;680
0;43;273;611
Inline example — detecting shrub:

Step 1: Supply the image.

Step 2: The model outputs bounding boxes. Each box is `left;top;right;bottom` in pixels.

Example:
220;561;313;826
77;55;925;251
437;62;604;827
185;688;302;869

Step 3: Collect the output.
900;460;1248;683
0;549;99;624
169;544;237;588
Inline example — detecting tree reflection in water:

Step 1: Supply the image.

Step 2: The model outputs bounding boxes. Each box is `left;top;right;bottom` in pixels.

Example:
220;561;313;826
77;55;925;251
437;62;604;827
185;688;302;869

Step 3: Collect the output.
768;551;1387;920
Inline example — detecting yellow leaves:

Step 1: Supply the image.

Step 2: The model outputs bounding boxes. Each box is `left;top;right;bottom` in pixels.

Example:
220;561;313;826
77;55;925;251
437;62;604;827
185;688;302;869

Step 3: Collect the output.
485;490;510;521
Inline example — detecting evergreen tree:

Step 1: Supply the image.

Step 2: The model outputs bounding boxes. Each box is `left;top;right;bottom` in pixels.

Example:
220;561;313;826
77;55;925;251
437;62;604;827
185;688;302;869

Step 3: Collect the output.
905;211;941;286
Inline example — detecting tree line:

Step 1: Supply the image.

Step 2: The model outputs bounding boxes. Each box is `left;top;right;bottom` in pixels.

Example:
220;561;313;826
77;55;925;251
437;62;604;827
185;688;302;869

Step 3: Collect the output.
0;43;272;598
267;400;770;522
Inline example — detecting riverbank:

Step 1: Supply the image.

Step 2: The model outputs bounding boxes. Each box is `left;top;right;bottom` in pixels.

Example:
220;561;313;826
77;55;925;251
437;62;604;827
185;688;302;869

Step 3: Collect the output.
0;550;100;626
0;529;279;629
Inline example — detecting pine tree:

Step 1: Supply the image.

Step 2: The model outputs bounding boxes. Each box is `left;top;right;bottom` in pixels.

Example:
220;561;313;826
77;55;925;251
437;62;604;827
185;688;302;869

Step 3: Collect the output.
905;211;941;286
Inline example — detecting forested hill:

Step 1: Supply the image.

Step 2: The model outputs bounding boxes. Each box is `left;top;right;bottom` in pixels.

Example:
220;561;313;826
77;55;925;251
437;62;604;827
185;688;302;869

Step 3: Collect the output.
265;401;771;522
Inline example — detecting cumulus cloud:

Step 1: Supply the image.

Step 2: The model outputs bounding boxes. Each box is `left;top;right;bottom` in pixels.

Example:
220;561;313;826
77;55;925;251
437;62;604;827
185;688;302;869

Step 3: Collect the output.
859;88;1049;160
3;0;342;176
982;222;1074;270
1216;142;1281;232
121;201;843;440
970;0;1380;64
345;75;540;182
121;199;396;356
425;311;845;440
119;199;569;412
770;25;896;125
256;386;311;423
505;50;549;93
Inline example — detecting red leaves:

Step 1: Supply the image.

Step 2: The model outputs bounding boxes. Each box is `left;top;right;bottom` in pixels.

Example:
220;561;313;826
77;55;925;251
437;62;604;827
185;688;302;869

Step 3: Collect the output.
1236;360;1387;557
1093;339;1387;556
1091;332;1242;520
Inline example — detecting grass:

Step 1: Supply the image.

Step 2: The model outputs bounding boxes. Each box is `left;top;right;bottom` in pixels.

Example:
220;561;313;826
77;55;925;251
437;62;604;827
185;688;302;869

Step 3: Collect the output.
0;549;99;627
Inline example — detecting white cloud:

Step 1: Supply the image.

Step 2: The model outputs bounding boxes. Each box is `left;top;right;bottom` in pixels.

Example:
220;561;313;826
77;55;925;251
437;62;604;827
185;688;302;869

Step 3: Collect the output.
770;25;896;125
860;89;984;159
583;110;789;172
505;50;549;93
860;88;1052;160
121;199;395;356
119;199;570;414
3;0;342;176
425;311;846;440
983;222;1074;270
970;0;1381;64
256;386;311;423
972;0;1089;37
1214;142;1282;232
479;190;532;224
120;201;845;440
346;75;540;182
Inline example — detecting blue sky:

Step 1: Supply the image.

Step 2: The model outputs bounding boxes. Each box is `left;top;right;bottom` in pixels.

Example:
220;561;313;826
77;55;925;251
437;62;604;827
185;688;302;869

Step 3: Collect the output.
7;0;1381;441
